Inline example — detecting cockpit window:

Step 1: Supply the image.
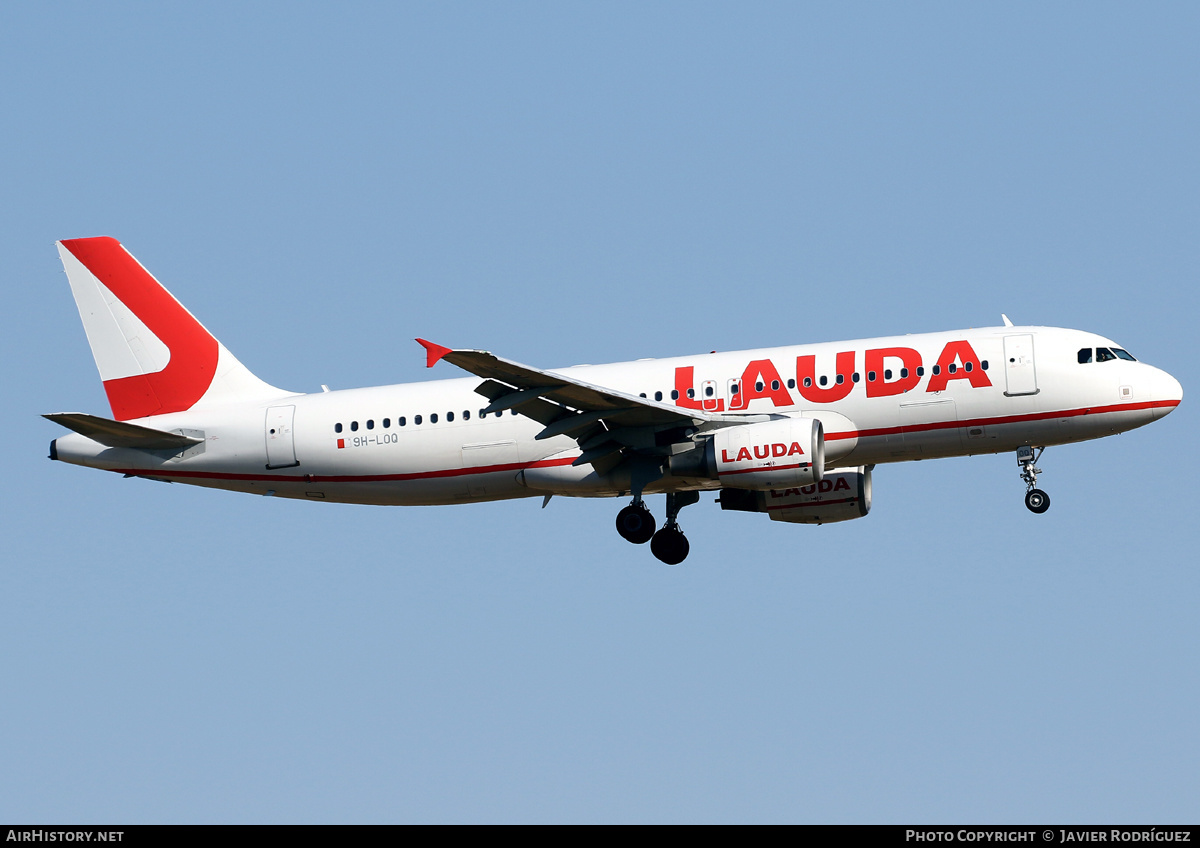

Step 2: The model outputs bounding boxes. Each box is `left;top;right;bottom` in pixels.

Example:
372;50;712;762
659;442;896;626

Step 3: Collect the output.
1081;346;1136;364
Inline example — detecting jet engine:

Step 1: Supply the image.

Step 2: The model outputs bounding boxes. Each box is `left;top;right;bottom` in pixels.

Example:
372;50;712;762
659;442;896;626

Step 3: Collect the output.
669;417;824;490
717;466;873;525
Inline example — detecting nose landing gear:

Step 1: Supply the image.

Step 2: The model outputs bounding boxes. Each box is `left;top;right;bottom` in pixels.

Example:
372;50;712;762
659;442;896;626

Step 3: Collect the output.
1017;446;1050;514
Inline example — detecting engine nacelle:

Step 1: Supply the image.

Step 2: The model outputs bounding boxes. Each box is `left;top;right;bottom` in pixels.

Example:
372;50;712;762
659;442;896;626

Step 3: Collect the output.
718;466;872;525
710;417;824;490
669;417;825;489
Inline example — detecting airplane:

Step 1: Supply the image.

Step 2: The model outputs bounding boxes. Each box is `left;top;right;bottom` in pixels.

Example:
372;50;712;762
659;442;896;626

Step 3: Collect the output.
46;237;1183;564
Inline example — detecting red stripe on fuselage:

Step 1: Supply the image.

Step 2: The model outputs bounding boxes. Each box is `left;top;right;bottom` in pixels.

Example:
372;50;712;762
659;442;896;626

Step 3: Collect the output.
108;455;579;484
61;238;219;421
103;399;1179;487
824;398;1179;441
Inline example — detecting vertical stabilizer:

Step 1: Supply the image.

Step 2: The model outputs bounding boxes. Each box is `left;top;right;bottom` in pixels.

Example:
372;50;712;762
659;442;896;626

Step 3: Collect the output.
57;237;291;420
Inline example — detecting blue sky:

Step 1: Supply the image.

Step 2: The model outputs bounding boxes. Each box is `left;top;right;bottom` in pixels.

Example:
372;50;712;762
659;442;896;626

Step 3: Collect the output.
2;2;1197;823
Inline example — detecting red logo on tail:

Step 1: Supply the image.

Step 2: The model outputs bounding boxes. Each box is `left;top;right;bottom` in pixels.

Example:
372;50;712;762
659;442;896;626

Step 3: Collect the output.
61;238;218;421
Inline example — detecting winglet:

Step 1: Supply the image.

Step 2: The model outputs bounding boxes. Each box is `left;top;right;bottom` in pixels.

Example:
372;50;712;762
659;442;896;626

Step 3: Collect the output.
416;338;453;368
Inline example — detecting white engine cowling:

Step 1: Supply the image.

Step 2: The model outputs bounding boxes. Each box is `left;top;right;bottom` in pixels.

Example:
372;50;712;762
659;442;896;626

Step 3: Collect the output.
718;466;873;525
709;417;824;490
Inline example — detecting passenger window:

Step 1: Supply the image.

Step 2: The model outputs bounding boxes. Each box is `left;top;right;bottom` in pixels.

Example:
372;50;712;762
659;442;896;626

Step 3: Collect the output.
901;368;908;378
1078;348;1093;364
383;418;390;428
639;393;647;398
367;419;375;430
705;385;714;397
868;371;876;382
730;383;740;395
351;421;359;432
932;366;940;376
851;372;860;383
399;416;406;426
948;364;957;374
463;410;471;420
671;390;679;400
836;375;844;385
804;377;813;388
687;389;695;399
755;381;764;392
964;362;972;372
335;423;343;433
654;391;662;401
447;411;454;422
819;376;828;387
787;379;795;389
414;415;422;425
917;366;925;377
431;413;438;424
771;380;780;391
884;369;892;380
981;361;988;370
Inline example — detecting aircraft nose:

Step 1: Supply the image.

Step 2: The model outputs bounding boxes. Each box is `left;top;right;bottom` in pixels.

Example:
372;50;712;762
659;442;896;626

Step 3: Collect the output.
1151;368;1183;419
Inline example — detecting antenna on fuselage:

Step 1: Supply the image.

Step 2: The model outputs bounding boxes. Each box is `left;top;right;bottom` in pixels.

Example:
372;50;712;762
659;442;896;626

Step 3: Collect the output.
1001;314;1014;327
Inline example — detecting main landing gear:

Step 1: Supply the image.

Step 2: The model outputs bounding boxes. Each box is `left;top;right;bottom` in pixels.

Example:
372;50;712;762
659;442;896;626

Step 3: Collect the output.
615;491;700;564
1017;445;1050;514
615;500;656;545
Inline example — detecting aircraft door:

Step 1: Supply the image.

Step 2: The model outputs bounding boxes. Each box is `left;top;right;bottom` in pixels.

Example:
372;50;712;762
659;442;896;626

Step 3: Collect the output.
1003;334;1039;396
265;405;299;468
701;380;722;411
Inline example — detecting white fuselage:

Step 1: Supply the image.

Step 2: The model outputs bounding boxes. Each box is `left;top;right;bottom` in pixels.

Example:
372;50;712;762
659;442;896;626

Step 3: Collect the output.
51;325;1182;505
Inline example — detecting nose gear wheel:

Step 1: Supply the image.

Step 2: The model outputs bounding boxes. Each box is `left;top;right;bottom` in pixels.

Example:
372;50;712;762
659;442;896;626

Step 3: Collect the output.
1016;446;1050;514
1024;488;1050;514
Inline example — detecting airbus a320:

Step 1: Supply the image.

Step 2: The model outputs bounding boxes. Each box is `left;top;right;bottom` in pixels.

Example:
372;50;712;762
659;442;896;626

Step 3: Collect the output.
46;237;1183;564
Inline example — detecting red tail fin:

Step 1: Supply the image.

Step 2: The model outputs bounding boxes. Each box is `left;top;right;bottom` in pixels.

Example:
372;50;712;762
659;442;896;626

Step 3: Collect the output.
58;237;286;420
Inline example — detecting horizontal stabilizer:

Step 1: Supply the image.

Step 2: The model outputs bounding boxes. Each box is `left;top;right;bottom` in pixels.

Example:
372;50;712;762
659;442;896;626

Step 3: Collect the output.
43;412;203;450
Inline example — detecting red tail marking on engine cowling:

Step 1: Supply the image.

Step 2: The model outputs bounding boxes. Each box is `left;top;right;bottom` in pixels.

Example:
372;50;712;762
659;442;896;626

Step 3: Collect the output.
61;237;219;421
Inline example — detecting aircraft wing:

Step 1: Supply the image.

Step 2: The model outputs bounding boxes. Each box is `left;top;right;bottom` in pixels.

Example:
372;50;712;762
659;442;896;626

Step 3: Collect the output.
417;339;721;466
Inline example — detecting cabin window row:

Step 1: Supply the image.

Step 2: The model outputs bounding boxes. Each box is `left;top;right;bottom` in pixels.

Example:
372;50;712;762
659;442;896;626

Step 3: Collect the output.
334;408;519;433
634;361;989;399
334;356;1000;432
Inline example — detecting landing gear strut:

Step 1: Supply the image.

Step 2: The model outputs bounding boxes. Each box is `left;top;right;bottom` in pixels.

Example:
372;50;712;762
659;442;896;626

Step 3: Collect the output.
649;491;699;565
1017;445;1050;514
